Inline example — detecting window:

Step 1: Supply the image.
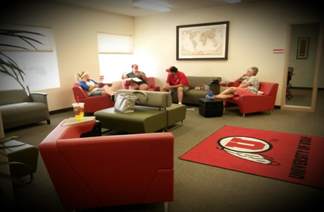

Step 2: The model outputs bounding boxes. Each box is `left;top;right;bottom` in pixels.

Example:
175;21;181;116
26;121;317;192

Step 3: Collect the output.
97;33;133;83
0;24;60;91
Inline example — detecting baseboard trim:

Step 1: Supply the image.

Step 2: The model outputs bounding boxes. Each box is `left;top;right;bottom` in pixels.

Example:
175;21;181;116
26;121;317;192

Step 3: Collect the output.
49;107;73;115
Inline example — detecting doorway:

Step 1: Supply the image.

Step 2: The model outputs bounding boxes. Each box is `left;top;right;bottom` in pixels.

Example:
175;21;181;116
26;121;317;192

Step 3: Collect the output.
281;22;323;112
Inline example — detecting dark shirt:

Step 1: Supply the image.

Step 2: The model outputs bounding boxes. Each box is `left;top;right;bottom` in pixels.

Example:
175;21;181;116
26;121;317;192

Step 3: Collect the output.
126;72;148;85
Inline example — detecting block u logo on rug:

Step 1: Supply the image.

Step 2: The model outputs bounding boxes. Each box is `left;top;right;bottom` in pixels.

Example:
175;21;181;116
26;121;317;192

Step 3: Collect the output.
218;137;272;152
218;137;276;165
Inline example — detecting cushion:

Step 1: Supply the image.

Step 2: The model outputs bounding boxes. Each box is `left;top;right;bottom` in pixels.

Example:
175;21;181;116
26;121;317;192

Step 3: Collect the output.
0;89;31;106
115;89;172;108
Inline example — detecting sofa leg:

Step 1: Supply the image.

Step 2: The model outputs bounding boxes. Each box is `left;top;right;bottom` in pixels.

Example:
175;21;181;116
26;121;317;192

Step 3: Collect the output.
242;114;245;117
26;173;33;184
164;202;168;212
166;124;182;131
269;110;272;115
47;119;51;125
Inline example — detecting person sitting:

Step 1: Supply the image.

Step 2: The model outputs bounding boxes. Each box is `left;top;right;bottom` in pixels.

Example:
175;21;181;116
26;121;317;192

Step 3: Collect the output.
162;66;190;105
121;64;149;90
76;71;115;97
208;66;260;100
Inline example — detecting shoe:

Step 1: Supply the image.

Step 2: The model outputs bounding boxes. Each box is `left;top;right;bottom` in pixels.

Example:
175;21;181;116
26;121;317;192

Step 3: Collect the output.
207;91;214;100
178;102;182;105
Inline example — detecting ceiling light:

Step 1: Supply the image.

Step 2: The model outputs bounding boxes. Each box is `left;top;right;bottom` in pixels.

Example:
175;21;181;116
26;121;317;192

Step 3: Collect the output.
224;0;241;3
131;0;170;12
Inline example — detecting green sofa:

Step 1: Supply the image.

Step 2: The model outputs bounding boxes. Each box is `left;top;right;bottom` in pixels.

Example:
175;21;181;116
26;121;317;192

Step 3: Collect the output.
171;76;221;105
0;89;50;130
94;90;186;133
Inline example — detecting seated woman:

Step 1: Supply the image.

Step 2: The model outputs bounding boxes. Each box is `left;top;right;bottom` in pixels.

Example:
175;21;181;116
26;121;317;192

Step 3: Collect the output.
121;64;149;90
208;66;260;100
76;71;115;98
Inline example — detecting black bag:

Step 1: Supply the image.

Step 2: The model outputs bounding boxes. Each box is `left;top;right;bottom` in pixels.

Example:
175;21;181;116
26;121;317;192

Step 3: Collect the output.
209;79;220;94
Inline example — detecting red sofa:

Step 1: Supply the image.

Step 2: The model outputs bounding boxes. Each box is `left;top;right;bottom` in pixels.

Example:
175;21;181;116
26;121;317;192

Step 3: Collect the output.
122;77;160;91
39;119;174;211
72;83;115;113
220;81;279;117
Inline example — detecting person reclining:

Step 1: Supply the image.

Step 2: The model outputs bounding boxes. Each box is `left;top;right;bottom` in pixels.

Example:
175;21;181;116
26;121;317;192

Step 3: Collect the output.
76;71;115;97
208;66;260;100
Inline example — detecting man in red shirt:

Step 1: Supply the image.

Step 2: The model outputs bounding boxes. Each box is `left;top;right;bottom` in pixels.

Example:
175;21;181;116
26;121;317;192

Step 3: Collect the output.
162;66;190;105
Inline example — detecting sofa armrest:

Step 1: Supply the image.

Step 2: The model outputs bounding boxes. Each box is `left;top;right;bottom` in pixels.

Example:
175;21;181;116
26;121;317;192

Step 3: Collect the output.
30;92;48;105
219;82;234;87
39;119;174;210
148;85;160;91
100;83;112;87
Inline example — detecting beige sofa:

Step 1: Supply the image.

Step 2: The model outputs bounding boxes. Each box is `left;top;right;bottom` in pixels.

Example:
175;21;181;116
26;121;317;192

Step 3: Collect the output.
171;76;221;105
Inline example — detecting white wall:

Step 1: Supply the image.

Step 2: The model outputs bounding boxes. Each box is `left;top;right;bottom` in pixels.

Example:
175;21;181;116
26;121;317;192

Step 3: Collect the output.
1;0;322;110
0;0;134;111
133;0;323;105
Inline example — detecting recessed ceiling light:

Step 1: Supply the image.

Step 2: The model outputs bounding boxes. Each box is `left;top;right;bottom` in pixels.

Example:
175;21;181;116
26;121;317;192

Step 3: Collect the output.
131;0;170;12
224;0;241;3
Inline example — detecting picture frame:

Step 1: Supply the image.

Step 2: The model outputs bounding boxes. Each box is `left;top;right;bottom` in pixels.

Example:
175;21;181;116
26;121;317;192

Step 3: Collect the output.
296;37;309;59
176;21;229;60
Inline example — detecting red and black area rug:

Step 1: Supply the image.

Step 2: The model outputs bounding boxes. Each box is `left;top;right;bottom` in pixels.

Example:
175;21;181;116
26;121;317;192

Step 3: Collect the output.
180;126;324;189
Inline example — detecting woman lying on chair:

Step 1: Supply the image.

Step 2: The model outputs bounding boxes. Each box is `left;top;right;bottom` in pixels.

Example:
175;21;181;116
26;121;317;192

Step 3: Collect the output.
207;66;260;100
76;71;115;97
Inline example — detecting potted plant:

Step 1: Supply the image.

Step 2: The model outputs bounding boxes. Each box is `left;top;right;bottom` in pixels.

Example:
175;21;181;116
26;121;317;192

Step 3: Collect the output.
0;131;26;206
0;26;44;206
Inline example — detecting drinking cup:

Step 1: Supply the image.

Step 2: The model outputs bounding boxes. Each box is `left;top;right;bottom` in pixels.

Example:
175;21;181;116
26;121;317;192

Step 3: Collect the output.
72;102;84;121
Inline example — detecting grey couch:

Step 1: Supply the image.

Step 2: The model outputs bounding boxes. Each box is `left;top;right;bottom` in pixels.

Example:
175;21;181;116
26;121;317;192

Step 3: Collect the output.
171;76;221;105
0;89;50;130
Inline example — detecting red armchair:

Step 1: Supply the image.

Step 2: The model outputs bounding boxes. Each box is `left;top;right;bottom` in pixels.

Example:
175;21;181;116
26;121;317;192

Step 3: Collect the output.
220;81;279;117
39;119;174;211
72;83;114;113
122;77;160;91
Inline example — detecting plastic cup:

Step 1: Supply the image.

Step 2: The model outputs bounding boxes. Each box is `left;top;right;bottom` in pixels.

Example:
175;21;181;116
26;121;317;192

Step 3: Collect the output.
72;102;84;121
99;75;104;82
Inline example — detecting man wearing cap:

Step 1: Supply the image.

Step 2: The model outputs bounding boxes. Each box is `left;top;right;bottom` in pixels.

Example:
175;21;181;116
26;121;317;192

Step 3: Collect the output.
162;66;190;105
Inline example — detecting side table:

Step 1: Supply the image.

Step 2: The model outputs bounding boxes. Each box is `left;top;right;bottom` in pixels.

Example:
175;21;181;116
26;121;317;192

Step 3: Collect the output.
199;98;223;117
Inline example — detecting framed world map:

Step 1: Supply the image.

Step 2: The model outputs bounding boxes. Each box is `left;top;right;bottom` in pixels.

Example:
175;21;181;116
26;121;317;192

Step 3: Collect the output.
176;21;229;60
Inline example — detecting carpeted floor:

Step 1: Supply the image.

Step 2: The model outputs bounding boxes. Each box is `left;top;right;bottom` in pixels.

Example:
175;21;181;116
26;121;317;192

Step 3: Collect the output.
180;125;324;189
3;94;324;212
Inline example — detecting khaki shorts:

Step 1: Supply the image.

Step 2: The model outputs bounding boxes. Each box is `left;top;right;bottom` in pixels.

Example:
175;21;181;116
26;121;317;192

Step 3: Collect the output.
170;85;189;94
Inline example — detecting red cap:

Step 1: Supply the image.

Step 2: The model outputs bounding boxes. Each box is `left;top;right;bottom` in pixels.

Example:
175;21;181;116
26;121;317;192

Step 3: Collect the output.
166;66;173;72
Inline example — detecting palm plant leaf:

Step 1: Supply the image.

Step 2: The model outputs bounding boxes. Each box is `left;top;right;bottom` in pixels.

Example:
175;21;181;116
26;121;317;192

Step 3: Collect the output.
0;28;45;91
0;54;26;82
0;171;25;184
0;143;25;151
0;43;29;50
0;29;45;50
0;136;19;143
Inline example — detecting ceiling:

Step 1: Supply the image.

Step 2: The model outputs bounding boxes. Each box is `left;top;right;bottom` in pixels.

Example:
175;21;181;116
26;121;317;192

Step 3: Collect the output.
50;0;268;17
